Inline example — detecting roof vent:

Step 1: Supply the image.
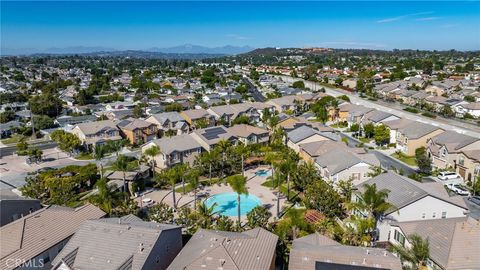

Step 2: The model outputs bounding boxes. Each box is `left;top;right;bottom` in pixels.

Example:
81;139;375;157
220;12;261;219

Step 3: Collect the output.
362;258;366;265
383;251;387;257
139;243;144;252
366;249;370;255
303;257;308;261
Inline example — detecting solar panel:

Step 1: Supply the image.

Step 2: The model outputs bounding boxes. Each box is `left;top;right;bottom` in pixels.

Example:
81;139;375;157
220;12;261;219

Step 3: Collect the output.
203;127;227;140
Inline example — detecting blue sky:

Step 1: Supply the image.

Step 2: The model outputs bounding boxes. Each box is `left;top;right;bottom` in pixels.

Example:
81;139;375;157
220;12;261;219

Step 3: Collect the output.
1;1;479;52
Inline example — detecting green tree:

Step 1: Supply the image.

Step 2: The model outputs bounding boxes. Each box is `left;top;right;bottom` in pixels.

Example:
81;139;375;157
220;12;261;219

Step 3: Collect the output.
350;123;360;133
148;202;174;223
144;145;161;177
227;175;248;228
292;80;305;89
113;155;130;196
363;123;375;138
94;145;107;178
88;178;123;215
415;147;432;174
374;124;390;146
0;110;15;123
350;183;392;238
393;234;430;270
29;93;63;117
50;130;81;155
303;179;345;219
187;167;201;210
247;206;271;229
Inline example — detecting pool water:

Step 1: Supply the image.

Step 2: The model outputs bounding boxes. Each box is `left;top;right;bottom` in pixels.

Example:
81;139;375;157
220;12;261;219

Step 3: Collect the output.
255;169;272;177
204;192;262;217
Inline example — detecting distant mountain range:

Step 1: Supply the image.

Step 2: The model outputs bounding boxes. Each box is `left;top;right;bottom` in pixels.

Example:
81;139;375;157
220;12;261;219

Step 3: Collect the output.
1;44;255;56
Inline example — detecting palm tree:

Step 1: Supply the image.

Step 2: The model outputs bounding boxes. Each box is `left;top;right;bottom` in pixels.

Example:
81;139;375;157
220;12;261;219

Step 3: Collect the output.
216;140;231;178
200;150;219;184
351;183;392;240
94;145;106;179
113;155;129;197
234;144;250;176
196;201;218;229
144;145;161;177
88;178;121;215
187;167;200;210
165;167;180;209
227;175;248;228
280;151;299;201
265;151;283;217
393;234;430;270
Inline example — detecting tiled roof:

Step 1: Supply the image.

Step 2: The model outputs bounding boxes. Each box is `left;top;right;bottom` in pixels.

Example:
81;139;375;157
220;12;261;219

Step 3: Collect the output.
167;228;278;270
0;204;105;270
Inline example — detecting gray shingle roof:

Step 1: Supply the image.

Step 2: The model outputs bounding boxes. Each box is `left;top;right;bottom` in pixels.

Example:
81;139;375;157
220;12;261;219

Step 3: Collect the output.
397;121;442;139
75;120;119;136
430;131;479;152
52;217;182;270
0;204;105;270
356;172;467;214
315;150;380;175
149;134;203;154
167;228;278;270
147;112;184;125
287;126;321;143
289;234;402;270
392;217;480;270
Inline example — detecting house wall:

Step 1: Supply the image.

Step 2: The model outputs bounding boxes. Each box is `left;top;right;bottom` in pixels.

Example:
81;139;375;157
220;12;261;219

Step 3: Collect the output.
456;153;480;182
287;134;330;153
397;129;444;156
334;162;373;186
143;228;183;270
71;127;86;142
17;238;70;270
387;195;466;223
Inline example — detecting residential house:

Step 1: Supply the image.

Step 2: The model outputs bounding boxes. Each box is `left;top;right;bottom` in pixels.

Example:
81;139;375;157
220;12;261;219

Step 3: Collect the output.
265;95;307;114
314;148;381;185
362;110;400;126
145;112;189;137
51;215;182;270
289;234;402;270
142;134;203;170
455;102;480;118
207;103;257;126
117;118;158;145
354;172;468;242
286;125;339;152
395;121;443;156
167;228;278;270
298;140;360;163
0;204;105;270
456;150;480;182
337;103;375;126
382;118;414;145
0;190;42;227
71;120;122;149
0;120;22;138
227;124;269;145
54;115;97;129
427;131;480;171
180;109;215;129
389;217;479;270
104;109;134;121
342;78;358;89
190;126;237;152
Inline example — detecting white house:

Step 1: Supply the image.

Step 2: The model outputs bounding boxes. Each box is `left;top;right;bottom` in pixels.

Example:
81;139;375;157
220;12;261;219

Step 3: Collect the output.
353;172;468;242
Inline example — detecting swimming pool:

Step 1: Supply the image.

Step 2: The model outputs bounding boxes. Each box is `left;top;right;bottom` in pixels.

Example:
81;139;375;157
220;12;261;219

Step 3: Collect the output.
204;192;262;217
255;169;272;177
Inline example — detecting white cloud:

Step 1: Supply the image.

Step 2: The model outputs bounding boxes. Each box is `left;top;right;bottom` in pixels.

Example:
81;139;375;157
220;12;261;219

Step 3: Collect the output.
377;11;434;23
226;34;250;40
415;17;441;21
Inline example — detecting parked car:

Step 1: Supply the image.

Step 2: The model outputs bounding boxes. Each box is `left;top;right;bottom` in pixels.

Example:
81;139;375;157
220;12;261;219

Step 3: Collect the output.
446;183;471;196
468;195;480;206
141;198;154;207
438;171;461;181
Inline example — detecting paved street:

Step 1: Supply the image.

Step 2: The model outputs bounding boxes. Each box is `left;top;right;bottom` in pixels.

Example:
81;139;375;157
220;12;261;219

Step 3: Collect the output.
242;76;266;102
277;76;480;138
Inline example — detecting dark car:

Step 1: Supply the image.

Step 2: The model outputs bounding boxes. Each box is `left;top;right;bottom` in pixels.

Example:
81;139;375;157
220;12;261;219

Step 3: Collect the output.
468;195;480;206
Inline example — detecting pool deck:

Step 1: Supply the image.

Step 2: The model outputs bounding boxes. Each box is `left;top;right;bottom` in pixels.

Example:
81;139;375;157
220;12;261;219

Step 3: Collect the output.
134;166;288;221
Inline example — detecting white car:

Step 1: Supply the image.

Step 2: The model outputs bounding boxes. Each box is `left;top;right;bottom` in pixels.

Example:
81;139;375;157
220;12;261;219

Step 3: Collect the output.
141;198;154;207
446;184;470;196
438;171;461;181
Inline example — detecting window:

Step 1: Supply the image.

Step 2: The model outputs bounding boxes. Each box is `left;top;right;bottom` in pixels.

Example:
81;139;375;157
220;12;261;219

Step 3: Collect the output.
458;156;464;166
394;230;405;246
442;212;447;218
432;212;436;218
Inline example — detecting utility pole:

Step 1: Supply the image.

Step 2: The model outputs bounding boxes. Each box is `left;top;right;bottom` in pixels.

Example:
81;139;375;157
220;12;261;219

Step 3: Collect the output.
30;105;37;139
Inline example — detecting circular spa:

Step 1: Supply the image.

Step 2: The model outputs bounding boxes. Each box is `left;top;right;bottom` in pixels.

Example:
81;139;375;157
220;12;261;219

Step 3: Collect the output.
204;192;262;216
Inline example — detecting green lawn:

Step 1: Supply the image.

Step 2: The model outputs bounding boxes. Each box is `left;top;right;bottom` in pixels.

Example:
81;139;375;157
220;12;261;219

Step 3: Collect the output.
261;179;299;198
75;152;94;160
1;134;25;145
391;152;418;166
359;137;371;143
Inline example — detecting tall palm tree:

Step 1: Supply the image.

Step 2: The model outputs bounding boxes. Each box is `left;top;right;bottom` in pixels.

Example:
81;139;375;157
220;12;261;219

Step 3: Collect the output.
88;178;121;215
265;151;283;217
280;151;299;201
216;140;231;178
114;155;129;197
200;150;219;184
351;183;392;240
165;167;180;209
393;234;430;270
187;168;200;210
234;144;250;176
94;145;106;179
144;145;161;177
227;175;248;228
196;201;217;229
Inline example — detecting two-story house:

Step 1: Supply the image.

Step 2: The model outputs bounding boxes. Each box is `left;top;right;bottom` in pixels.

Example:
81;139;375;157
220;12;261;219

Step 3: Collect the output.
427;131;480;171
456;150;480;182
142;134;203;170
71;120;122;149
227;124;269;145
145;112;189;137
395;121;443;156
353;172;468;242
180;108;215;129
117;118;158;145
